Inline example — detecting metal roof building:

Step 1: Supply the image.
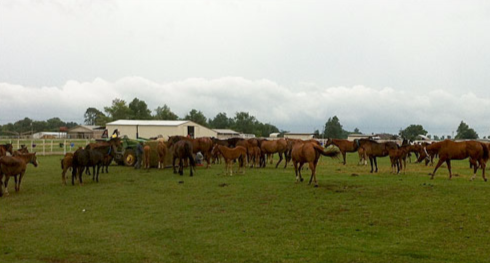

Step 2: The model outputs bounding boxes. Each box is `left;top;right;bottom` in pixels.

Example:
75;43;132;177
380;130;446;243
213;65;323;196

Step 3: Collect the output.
105;120;217;139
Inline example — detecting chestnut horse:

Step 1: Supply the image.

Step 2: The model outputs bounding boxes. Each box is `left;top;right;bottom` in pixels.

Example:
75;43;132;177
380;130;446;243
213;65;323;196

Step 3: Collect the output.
325;138;359;165
211;145;247;175
143;145;151;169
167;136;213;168
61;152;74;185
0;152;38;196
291;140;338;187
259;139;288;168
426;140;489;181
358;139;398;173
157;140;167;169
167;139;195;176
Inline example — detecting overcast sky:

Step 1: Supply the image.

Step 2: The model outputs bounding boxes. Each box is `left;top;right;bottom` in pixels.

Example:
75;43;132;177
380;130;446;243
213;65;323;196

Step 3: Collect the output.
2;0;490;137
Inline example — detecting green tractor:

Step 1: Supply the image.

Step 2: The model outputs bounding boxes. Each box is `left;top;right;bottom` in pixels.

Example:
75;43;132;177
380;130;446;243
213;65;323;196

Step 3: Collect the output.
103;136;148;166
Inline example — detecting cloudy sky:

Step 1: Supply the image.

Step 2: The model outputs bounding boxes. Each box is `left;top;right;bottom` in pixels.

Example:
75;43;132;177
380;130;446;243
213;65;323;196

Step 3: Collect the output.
1;0;490;137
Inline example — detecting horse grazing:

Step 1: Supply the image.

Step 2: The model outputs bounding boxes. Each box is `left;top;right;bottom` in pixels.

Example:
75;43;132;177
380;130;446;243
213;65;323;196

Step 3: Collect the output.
358;139;398;173
0;152;38;196
61;153;74;185
259;139;288;168
426;140;489;181
143;145;151;169
167;136;214;168
0;143;13;156
212;145;247;176
291;140;338;187
325;138;359;165
157;140;167;169
168;140;195;176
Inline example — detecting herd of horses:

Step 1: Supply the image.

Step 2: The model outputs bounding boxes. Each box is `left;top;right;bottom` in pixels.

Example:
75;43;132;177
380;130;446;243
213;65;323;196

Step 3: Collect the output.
2;135;490;196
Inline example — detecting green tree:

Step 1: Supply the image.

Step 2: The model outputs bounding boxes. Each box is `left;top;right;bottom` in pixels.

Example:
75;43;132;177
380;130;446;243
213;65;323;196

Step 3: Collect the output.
323;116;344;139
129;98;152;120
455;121;478;139
104;98;131;121
184;109;208;127
208;112;234;129
233;112;257;135
399;124;428;141
84;107;108;125
154;105;179;120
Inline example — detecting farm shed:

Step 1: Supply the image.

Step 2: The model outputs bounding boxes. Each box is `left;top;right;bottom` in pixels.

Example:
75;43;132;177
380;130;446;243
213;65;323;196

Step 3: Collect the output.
284;133;314;140
213;129;240;139
105;120;218;139
67;125;104;139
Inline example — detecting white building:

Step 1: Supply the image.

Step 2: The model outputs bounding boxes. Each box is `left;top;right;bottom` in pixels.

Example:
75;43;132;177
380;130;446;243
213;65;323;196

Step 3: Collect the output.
105;120;218;139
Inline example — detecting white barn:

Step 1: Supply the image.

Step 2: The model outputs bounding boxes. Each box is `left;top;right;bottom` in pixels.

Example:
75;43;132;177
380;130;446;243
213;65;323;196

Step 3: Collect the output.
105;120;218;139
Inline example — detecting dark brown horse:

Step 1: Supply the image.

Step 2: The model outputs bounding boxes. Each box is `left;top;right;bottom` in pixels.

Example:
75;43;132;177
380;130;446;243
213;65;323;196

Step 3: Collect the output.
167;139;195;176
358;139;399;173
211;145;247;175
61;152;74;185
291;140;338;187
426;140;489;181
0;143;13;156
167;136;213;168
0;152;38;196
325;138;359;165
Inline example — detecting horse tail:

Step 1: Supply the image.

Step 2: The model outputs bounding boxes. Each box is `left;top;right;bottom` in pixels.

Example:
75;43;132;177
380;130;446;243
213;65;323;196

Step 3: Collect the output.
185;143;195;167
313;143;339;158
481;142;489;161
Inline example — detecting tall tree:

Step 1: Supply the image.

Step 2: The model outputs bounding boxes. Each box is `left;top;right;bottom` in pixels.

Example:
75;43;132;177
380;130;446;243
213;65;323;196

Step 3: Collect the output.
128;98;152;120
104;98;131;121
455;121;478;139
154;105;179;120
184;109;208;127
208;112;234;129
399;124;428;141
323;116;344;139
84;107;107;125
233;112;257;135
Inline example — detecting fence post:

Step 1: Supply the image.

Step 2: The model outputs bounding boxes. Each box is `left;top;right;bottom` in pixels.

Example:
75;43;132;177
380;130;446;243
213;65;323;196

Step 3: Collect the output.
64;140;66;155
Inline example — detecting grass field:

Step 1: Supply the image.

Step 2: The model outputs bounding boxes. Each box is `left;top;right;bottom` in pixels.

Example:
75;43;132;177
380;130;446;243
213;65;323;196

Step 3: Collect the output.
1;154;490;263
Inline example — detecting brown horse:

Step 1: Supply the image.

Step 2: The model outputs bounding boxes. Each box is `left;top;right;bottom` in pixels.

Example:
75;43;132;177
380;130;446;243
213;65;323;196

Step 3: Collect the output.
211;145;247;175
426;140;489;181
61;153;74;185
291;140;338;187
0;152;38;196
167;139;195;176
167;136;214;168
157;140;167;169
259;139;288;168
325;138;359;165
358;139;398;173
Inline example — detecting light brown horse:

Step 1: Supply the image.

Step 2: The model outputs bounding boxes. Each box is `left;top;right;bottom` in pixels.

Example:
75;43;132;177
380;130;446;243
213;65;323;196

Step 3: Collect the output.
157;140;167;169
358;139;399;173
291;140;338;187
167;136;214;168
325;138;359;165
426;140;489;181
61;152;74;185
259;139;288;168
211;145;247;175
0;152;38;196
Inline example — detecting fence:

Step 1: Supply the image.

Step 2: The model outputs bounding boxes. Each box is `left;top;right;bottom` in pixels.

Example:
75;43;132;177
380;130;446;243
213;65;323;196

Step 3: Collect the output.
0;139;95;156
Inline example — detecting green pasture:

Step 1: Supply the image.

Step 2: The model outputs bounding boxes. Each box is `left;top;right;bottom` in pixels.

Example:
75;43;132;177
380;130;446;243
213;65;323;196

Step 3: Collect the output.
1;154;490;263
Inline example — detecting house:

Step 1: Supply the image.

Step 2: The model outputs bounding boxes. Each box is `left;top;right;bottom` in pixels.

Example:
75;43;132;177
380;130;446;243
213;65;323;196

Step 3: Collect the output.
67;125;105;139
213;129;240;139
105;120;217;139
284;133;314;140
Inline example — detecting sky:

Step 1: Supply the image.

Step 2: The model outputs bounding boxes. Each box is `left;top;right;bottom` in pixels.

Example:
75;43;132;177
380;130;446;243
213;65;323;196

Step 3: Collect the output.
1;0;490;137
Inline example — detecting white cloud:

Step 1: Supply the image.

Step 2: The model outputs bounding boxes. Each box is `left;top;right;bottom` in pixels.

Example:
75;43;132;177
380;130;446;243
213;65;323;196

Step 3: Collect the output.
1;77;490;137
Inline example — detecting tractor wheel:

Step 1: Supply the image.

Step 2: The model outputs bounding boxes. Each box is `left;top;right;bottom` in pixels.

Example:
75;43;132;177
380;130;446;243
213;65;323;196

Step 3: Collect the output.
123;149;137;166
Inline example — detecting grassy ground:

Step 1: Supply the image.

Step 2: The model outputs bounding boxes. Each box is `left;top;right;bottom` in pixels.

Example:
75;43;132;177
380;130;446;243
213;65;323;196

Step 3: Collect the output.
1;154;490;263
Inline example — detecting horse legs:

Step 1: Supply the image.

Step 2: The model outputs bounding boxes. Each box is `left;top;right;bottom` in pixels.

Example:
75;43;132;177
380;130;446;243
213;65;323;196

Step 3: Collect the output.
172;157;177;174
342;152;347;165
374;157;378;173
275;153;283;168
308;162;318;187
4;175;10;196
481;159;487;182
178;158;184;176
430;158;446;180
369;157;374;173
189;158;194;177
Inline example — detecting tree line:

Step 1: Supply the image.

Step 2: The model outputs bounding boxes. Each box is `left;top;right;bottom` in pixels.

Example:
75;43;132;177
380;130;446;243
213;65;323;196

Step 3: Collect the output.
0;97;483;140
